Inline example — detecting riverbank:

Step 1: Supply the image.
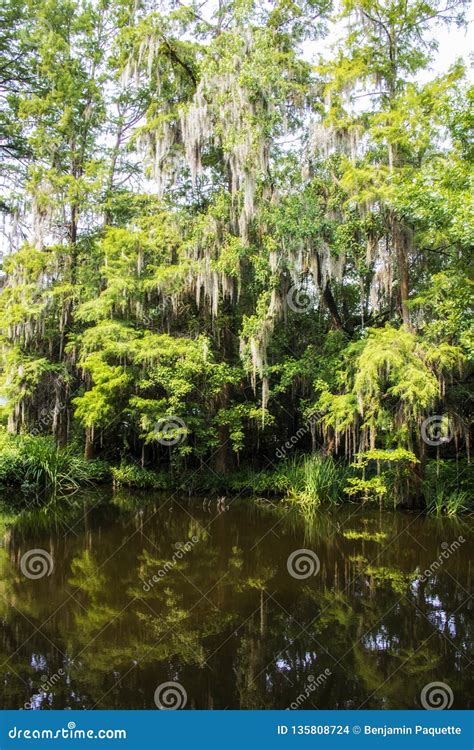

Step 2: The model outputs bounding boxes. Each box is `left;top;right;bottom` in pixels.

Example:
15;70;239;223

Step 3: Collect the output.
0;432;471;516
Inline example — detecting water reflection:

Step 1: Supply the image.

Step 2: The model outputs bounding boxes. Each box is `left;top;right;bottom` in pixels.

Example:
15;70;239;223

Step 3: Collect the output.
0;492;472;709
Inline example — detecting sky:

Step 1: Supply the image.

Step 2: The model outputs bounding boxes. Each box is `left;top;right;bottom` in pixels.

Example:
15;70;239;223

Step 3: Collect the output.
416;4;473;81
303;2;474;82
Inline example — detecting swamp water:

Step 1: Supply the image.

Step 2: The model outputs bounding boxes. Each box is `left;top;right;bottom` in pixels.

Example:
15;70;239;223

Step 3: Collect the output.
0;490;472;710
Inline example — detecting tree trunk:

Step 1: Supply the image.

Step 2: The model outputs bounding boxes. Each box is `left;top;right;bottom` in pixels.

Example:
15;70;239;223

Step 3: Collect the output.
214;382;235;475
84;427;94;460
391;214;411;329
408;460;426;510
405;437;427;510
314;252;346;331
214;320;235;475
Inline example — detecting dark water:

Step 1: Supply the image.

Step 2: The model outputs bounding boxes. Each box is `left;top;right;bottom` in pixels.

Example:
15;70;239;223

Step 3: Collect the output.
0;490;472;710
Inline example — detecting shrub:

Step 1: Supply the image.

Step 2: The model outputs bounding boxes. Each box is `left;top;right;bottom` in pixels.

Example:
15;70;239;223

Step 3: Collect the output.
345;448;418;507
111;463;172;490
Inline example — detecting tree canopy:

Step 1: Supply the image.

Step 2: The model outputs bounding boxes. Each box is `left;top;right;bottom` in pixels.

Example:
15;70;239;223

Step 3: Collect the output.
0;0;472;505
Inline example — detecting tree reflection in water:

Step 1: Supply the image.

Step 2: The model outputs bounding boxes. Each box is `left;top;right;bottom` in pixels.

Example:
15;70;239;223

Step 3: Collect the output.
0;492;472;709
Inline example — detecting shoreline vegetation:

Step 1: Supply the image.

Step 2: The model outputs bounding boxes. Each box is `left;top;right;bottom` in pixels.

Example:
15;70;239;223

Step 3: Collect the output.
0;432;471;517
0;1;472;518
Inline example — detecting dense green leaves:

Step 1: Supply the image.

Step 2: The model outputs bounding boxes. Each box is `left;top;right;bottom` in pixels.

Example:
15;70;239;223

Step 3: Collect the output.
0;0;471;507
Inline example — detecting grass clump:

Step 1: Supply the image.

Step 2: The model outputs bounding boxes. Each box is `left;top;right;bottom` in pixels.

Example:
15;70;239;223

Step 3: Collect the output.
424;459;473;516
281;455;351;510
111;463;173;490
426;490;470;517
0;431;109;500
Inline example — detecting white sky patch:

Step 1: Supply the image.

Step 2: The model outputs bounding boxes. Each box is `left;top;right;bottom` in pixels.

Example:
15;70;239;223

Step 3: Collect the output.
301;3;473;81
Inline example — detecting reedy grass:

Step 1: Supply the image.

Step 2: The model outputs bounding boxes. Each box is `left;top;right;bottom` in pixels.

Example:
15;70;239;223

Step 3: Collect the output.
0;431;108;501
426;489;470;517
282;454;351;512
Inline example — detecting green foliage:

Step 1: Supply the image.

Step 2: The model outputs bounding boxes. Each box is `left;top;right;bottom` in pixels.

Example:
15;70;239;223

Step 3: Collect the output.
0;431;108;499
344;475;388;504
316;326;465;473
111;463;172;490
426;490;469;517
423;458;474;516
355;448;419;466
346;447;418;506
0;0;470;514
281;455;351;510
411;273;474;359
